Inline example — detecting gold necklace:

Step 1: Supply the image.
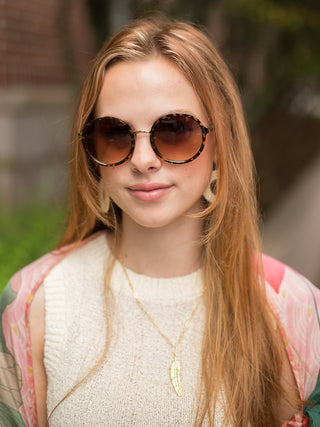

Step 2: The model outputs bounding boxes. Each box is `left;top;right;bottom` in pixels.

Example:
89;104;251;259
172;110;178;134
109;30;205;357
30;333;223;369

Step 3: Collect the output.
121;262;205;397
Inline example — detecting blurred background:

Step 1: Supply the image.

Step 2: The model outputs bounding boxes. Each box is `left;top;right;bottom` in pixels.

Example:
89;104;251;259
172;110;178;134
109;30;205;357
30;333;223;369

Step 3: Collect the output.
0;0;319;288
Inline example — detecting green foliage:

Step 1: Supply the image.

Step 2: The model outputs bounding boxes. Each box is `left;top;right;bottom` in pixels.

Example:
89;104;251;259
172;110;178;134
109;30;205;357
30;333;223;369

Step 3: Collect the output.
233;0;320;31
128;0;320;123
0;402;25;427
0;204;66;293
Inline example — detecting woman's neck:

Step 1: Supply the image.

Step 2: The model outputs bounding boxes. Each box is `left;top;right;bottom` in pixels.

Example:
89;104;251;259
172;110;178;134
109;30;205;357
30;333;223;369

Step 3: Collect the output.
114;214;203;278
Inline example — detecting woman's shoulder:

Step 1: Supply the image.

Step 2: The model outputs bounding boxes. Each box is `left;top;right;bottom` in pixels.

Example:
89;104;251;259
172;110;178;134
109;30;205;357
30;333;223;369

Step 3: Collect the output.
262;253;320;312
262;253;320;401
1;231;109;329
9;231;107;289
0;231;109;423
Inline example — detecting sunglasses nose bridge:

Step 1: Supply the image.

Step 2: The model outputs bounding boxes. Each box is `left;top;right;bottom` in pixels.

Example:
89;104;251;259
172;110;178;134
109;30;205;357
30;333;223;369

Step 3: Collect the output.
129;129;163;171
130;129;155;153
131;130;151;136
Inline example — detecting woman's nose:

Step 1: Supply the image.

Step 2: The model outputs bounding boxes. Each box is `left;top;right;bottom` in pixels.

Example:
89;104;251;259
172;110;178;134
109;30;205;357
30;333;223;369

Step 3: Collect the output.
130;132;162;173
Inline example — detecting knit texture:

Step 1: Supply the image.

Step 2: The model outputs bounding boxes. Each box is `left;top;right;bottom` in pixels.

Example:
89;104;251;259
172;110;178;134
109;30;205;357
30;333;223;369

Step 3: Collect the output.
43;233;226;426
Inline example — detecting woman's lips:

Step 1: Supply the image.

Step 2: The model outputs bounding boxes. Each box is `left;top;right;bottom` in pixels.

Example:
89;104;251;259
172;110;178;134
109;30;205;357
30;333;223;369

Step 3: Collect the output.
127;183;173;201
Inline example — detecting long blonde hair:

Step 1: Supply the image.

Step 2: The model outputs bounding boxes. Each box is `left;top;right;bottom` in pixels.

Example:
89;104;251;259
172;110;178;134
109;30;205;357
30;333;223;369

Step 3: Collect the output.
60;17;294;426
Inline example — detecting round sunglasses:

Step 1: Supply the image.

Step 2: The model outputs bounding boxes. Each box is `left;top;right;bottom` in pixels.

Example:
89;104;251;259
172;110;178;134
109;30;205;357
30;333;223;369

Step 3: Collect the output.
79;113;213;167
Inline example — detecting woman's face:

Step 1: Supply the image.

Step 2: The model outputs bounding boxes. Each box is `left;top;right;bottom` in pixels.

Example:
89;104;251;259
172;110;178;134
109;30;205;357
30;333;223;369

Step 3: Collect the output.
95;56;215;230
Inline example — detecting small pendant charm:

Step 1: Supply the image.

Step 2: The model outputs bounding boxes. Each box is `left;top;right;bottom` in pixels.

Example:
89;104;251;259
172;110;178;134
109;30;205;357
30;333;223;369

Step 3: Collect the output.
170;357;182;397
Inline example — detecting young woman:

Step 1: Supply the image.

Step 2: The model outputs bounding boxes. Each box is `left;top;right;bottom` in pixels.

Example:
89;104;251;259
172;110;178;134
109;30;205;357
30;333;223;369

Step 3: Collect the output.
1;17;319;427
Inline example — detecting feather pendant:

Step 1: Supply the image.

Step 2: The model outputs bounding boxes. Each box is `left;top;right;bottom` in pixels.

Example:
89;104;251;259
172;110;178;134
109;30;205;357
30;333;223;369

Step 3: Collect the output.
170;357;182;397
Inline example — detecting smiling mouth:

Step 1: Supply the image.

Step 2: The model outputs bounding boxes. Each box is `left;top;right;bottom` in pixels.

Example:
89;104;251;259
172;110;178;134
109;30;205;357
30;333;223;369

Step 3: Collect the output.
127;183;174;201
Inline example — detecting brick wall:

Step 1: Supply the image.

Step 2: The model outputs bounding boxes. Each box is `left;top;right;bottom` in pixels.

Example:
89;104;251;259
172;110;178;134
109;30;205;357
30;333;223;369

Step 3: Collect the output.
0;0;95;86
0;0;97;207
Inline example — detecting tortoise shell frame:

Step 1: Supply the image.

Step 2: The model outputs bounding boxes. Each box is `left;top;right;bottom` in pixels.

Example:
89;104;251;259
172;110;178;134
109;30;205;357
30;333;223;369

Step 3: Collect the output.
79;113;213;167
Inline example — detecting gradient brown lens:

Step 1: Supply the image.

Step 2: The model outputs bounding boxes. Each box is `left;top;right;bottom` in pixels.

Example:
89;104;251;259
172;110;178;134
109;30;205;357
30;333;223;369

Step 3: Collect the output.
152;115;203;162
83;117;132;165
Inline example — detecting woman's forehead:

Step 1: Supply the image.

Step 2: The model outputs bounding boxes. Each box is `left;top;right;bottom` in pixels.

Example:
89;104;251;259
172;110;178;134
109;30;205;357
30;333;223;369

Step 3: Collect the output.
95;57;208;126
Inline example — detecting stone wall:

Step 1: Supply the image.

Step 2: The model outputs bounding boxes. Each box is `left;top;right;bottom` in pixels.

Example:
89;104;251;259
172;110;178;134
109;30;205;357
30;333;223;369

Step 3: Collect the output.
0;86;73;207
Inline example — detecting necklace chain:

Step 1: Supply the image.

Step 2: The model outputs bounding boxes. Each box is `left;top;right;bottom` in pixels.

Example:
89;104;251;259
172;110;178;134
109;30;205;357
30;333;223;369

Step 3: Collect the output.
121;262;205;396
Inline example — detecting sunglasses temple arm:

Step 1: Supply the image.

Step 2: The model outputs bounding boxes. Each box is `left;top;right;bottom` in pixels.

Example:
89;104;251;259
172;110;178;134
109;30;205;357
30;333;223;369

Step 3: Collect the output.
202;124;214;135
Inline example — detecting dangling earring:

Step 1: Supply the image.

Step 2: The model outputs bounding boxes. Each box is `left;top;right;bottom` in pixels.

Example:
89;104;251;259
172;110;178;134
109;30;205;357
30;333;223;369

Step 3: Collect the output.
99;180;110;213
203;165;218;204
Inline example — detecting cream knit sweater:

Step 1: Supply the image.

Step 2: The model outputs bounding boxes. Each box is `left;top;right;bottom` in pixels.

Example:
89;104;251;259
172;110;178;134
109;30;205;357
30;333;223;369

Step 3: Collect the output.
43;233;226;426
